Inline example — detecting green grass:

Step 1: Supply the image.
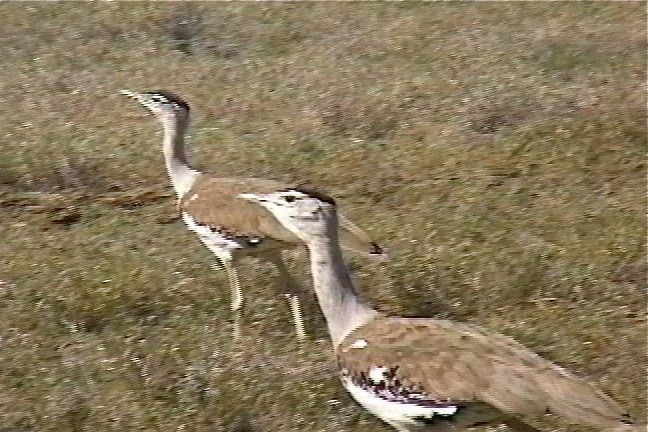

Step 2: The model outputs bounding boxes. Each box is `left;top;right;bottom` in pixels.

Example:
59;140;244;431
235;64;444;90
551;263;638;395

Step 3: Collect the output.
0;3;645;431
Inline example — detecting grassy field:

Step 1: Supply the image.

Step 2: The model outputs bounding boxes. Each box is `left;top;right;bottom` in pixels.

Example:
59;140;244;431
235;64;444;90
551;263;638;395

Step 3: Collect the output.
0;3;645;431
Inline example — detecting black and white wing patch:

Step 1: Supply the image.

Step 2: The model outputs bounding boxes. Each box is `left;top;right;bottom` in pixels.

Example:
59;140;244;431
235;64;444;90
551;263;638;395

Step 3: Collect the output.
341;365;462;427
182;213;264;253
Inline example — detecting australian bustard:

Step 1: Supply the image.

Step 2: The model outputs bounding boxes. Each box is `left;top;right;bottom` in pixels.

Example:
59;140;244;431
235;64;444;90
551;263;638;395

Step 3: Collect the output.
120;90;385;340
239;190;644;432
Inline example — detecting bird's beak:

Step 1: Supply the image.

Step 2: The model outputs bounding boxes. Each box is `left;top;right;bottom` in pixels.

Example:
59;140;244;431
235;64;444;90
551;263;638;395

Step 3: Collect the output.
119;89;138;98
119;90;151;113
119;90;148;105
237;193;259;203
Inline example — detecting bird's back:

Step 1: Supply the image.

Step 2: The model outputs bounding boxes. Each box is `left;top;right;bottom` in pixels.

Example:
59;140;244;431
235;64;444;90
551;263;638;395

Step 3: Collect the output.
337;317;641;431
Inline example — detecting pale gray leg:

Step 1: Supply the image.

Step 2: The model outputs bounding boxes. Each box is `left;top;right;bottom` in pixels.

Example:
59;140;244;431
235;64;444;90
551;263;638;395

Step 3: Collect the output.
214;253;243;340
265;253;306;341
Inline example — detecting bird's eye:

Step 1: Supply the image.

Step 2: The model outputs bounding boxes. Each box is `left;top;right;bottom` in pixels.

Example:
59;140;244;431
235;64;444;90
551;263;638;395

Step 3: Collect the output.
283;195;297;203
151;96;163;103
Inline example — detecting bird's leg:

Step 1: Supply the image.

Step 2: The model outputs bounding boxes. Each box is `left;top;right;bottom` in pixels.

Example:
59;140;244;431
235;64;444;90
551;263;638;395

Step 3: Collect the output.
265;253;306;341
214;254;243;340
225;263;243;341
287;293;306;341
176;198;183;218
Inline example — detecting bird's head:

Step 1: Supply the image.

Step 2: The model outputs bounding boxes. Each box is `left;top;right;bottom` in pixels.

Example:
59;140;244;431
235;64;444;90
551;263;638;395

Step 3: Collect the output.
238;188;338;242
120;90;190;122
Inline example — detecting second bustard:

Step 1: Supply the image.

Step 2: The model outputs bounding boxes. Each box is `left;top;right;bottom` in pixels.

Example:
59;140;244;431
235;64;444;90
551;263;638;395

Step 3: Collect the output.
239;190;643;432
120;90;385;340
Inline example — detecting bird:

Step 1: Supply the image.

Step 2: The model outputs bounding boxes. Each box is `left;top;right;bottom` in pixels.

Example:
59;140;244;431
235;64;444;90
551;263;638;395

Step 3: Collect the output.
119;89;386;340
238;189;644;432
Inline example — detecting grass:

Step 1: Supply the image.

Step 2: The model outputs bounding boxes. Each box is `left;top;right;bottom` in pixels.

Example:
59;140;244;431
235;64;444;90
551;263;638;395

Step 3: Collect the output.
0;3;645;431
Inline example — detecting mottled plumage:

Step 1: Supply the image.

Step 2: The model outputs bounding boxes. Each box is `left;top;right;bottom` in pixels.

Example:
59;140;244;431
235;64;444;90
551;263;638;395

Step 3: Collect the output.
338;317;639;431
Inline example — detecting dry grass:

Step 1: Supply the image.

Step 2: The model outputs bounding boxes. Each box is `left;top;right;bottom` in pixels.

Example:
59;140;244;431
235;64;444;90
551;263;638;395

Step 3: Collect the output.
0;3;645;432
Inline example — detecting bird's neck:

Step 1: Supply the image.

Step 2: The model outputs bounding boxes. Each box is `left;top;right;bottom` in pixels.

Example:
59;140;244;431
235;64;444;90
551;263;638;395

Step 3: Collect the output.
305;220;378;348
162;116;199;197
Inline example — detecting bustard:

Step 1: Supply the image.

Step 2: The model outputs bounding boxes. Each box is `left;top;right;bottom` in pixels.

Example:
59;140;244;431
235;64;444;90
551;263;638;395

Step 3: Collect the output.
239;190;644;432
120;90;385;340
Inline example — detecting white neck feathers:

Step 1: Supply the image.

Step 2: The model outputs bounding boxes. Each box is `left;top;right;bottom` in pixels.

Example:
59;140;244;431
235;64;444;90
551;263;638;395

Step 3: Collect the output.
305;220;378;348
161;116;199;197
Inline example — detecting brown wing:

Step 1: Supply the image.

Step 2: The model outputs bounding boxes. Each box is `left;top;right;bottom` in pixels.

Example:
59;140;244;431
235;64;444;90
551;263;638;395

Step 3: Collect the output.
181;175;385;256
180;176;299;243
338;317;638;430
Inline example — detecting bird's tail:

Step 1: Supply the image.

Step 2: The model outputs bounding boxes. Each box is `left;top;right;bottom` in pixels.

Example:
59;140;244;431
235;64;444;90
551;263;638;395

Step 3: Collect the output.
605;422;647;432
338;214;388;261
537;367;643;432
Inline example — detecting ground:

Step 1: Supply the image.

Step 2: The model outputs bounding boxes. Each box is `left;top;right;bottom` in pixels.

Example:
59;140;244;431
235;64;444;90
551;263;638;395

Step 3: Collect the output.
0;3;645;432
